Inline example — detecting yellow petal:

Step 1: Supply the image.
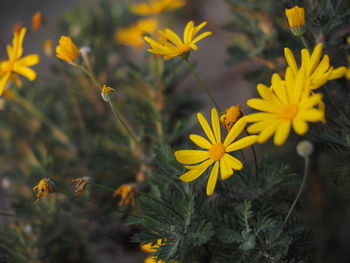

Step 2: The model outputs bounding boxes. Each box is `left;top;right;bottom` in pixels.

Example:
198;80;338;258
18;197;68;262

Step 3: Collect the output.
292;118;308;135
224;154;243;170
206;161;219;195
220;155;233;180
273;121;291;146
257;121;280;143
183;21;194;44
247;98;279;113
308;43;323;74
284;47;298;76
189;134;212;149
162;29;183;46
174;150;209;164
329;66;347;80
13;64;36;80
197;112;216;144
312;55;330;77
17;54;40;66
211;108;221;143
0;73;11;95
191;31;212;45
244;112;276;122
223;118;246;147
180;159;213;182
225;135;258;152
300;109;324;122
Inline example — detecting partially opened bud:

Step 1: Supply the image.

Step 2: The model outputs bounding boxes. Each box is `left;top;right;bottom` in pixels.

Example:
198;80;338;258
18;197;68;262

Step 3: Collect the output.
56;36;80;65
285;6;305;36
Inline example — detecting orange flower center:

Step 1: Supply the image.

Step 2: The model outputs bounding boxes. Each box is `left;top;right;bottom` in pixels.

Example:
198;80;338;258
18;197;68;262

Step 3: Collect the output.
176;44;191;55
208;143;225;160
280;104;298;120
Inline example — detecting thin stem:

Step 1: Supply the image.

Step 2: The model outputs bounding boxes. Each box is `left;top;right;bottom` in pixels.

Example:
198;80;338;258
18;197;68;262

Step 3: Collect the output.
281;156;310;229
299;35;310;51
11;91;72;147
183;58;221;112
244;127;259;179
108;97;144;158
79;65;100;90
0;212;26;219
56;188;114;210
92;182;115;193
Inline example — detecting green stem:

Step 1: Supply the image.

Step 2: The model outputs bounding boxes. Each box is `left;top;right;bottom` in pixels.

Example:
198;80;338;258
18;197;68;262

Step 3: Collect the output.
299;35;310;51
244;128;259;179
0;212;26;219
56;189;113;210
281;156;310;229
12;91;72;147
183;58;221;112
79;65;100;90
92;182;115;193
108;97;145;158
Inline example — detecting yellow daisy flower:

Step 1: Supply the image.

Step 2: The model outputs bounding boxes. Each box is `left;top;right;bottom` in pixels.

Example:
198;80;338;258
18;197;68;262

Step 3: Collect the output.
144;21;212;60
131;0;185;16
175;108;257;196
112;184;137;207
56;36;79;64
284;43;347;91
115;18;158;48
0;27;40;95
245;68;325;146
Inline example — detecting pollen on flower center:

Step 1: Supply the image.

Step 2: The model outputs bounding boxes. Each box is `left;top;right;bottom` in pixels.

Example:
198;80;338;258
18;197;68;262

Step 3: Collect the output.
280;104;299;120
208;143;225;160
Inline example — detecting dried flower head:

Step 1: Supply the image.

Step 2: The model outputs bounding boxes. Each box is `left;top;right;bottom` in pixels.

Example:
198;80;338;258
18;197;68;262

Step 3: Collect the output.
33;178;55;204
220;105;243;131
56;36;80;64
285;6;305;36
72;176;92;196
32;11;43;32
113;184;137;206
101;85;115;102
296;140;314;157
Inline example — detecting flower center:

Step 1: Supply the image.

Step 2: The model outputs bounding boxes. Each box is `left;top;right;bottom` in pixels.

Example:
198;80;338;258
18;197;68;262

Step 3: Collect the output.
280;104;299;120
208;143;225;161
176;44;191;55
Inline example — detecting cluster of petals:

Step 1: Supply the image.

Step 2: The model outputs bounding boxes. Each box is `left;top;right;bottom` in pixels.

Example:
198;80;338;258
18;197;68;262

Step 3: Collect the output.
144;21;212;60
0;28;40;95
131;0;185;16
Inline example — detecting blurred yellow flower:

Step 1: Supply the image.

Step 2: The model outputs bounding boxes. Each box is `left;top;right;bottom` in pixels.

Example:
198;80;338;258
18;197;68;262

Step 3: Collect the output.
131;0;185;16
141;239;165;263
284;43;347;90
115;18;158;48
0;27;40;95
285;6;305;35
32;11;43;32
112;184;137;206
144;21;212;60
56;36;79;64
12;23;23;33
33;178;55;204
220;105;243;131
175;108;257;195
245;69;325;146
43;40;54;57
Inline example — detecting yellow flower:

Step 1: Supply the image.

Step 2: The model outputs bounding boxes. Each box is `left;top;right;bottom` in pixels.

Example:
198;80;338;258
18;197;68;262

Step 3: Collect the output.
220;105;243;131
56;36;79;64
285;6;305;35
33;178;55;204
141;240;165;263
43;40;53;57
175;108;257;195
245;69;325;146
115;18;158;48
112;184;137;206
32;11;43;32
144;21;212;60
131;0;185;16
0;27;40;95
284;43;347;91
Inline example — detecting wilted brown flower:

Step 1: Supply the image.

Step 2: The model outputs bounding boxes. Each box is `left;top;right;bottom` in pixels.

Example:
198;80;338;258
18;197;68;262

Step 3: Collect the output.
220;105;243;131
72;176;92;196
